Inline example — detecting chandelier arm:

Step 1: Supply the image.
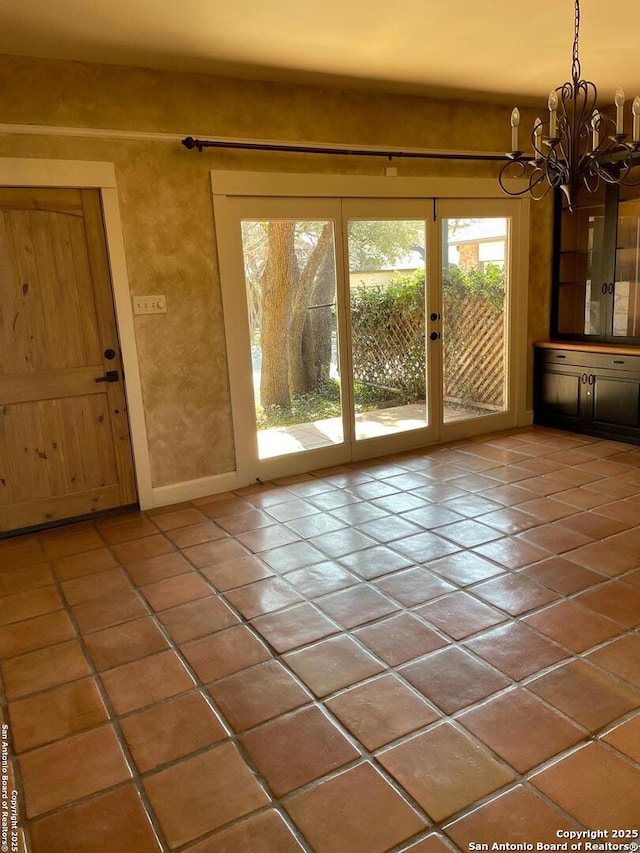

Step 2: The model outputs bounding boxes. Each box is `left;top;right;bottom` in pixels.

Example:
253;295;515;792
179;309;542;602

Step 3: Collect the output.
529;170;555;201
552;133;570;179
582;169;600;194
543;137;570;191
498;160;534;197
498;160;553;200
617;147;640;184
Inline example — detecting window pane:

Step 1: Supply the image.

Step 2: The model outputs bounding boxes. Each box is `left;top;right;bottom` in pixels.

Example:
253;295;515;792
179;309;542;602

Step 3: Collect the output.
441;217;508;423
240;219;342;458
347;220;428;441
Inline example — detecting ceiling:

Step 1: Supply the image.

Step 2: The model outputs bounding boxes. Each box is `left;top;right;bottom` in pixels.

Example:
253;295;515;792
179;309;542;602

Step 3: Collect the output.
2;0;639;105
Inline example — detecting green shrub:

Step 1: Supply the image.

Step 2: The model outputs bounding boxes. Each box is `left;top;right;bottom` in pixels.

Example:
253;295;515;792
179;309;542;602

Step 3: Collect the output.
442;263;505;309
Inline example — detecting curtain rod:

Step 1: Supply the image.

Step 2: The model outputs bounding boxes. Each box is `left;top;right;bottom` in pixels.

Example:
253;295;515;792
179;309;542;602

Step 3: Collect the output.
181;136;519;162
0;124;518;162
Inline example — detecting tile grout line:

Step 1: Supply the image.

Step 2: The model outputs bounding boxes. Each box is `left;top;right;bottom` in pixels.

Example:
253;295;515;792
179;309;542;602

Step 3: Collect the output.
1;426;639;850
32;522;173;853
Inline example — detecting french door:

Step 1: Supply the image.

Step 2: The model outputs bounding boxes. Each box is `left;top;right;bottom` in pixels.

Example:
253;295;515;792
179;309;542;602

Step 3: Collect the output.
214;188;527;484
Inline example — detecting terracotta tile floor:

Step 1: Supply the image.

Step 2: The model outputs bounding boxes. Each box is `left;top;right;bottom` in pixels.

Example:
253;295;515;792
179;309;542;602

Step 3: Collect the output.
3;426;640;853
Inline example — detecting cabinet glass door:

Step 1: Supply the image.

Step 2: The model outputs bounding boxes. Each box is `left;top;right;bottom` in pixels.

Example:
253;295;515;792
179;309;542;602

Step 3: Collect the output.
556;185;607;336
613;170;640;338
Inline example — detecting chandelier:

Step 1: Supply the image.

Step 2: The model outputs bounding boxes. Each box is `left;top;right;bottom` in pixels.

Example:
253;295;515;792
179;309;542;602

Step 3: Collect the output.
499;0;640;211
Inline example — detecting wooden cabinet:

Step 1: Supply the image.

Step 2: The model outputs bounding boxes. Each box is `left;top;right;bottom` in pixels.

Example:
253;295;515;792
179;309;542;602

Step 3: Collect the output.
535;168;640;444
553;167;640;344
534;345;640;443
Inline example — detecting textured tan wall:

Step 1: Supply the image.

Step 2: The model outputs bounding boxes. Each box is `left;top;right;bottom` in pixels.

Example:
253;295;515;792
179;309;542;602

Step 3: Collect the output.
0;54;552;488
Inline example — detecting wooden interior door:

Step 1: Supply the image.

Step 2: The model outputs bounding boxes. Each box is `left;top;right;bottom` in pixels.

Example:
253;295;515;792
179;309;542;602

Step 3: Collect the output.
0;188;137;533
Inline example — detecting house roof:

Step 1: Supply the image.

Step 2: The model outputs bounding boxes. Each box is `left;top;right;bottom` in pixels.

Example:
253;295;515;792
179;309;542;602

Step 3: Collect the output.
447;220;508;244
1;0;639;104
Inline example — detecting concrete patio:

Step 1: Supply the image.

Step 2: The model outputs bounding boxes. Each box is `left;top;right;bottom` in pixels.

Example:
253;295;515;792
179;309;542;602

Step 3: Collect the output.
258;402;495;458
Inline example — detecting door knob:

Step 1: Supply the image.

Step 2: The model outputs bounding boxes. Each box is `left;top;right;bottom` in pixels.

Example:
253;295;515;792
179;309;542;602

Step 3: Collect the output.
430;312;441;322
429;331;440;341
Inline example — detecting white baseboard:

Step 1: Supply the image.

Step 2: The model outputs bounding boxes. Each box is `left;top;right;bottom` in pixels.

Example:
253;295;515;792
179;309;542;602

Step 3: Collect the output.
147;470;242;509
145;409;538;509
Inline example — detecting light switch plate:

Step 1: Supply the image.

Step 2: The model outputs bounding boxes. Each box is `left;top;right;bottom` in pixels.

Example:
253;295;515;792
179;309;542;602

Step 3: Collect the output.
132;295;167;315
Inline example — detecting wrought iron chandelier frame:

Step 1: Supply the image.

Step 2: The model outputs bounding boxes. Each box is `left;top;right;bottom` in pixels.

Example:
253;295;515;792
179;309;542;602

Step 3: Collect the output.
499;0;640;210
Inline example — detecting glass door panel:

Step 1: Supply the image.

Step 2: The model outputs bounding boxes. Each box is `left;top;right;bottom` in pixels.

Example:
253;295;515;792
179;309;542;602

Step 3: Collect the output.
346;219;428;441
239;219;343;459
441;216;508;424
557;187;607;336
613;198;640;338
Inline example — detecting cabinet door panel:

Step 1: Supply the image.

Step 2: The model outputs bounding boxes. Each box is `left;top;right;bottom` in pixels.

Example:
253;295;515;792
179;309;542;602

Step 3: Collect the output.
539;370;582;419
613;196;640;339
591;377;640;427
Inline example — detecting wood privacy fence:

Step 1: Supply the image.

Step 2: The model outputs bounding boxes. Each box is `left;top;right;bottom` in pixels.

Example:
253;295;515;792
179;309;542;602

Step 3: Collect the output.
351;293;504;407
350;299;426;400
442;294;504;407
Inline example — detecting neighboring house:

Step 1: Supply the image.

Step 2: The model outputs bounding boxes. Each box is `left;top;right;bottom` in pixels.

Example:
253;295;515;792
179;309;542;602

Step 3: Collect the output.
446;219;507;271
350;221;507;290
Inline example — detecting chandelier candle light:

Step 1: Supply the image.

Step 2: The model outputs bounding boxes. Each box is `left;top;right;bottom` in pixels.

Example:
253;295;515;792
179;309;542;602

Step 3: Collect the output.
499;0;640;211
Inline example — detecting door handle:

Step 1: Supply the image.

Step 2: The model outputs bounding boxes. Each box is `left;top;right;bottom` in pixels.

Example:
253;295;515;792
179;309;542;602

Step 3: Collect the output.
95;370;119;383
429;331;441;341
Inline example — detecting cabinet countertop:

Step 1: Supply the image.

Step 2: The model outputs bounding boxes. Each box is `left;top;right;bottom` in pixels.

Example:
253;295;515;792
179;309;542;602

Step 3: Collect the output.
534;340;640;356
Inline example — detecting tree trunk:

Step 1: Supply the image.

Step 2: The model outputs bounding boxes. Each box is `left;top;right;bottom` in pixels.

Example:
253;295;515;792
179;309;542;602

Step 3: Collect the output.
260;221;297;409
303;245;336;389
288;223;333;396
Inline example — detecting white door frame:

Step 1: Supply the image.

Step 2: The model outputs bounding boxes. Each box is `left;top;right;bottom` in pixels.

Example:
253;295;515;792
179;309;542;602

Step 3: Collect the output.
214;195;350;484
341;197;440;459
0;158;153;508
437;197;529;442
212;171;530;483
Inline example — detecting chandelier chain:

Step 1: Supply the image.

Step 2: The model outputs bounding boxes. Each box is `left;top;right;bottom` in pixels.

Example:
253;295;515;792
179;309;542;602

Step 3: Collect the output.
571;0;581;82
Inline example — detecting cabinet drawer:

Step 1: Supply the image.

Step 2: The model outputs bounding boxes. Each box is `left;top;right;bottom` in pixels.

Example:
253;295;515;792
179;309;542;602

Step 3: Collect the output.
537;348;640;374
537;349;592;368
591;352;640;373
